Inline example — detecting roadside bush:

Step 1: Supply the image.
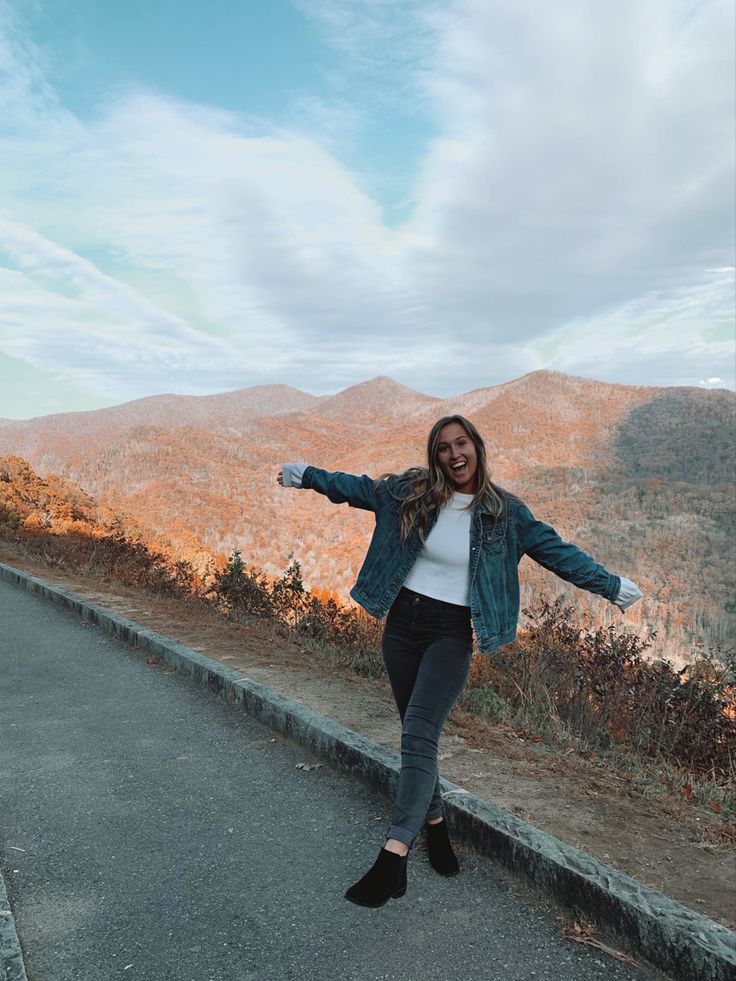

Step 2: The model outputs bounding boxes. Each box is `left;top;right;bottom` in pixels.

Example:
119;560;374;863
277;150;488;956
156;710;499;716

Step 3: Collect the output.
270;560;310;626
0;525;202;600
464;596;736;778
207;551;384;675
209;549;274;620
457;685;506;723
296;595;383;675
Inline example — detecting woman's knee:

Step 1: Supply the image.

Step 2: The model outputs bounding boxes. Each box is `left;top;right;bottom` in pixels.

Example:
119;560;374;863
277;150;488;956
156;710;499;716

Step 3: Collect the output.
400;731;439;768
402;711;442;748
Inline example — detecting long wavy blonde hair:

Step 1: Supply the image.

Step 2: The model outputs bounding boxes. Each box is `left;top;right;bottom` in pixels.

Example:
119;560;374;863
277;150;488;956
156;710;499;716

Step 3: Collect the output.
376;415;506;543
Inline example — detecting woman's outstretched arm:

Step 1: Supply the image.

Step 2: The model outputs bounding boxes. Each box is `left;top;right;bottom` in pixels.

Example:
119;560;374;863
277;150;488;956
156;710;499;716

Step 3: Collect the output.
512;498;642;608
277;464;380;512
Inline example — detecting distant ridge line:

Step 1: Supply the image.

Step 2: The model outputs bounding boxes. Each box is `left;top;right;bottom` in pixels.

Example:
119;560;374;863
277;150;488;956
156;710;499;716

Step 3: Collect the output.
4;369;731;427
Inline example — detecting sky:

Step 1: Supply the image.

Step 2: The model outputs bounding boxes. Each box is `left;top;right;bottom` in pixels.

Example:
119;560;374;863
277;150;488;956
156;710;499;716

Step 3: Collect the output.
0;0;734;420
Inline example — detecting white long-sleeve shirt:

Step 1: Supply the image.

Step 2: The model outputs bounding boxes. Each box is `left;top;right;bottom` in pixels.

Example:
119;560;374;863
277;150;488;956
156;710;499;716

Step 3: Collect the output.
402;492;473;606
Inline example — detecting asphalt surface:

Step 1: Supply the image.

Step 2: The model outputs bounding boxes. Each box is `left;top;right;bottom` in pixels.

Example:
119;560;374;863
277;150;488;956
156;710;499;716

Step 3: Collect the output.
0;579;663;981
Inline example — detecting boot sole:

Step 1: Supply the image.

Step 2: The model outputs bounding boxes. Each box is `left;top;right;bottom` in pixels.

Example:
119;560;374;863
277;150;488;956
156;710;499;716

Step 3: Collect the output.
344;886;406;908
431;866;459;877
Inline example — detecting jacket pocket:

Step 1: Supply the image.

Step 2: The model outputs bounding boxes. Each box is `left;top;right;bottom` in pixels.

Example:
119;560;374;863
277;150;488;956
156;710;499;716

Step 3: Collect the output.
481;527;504;555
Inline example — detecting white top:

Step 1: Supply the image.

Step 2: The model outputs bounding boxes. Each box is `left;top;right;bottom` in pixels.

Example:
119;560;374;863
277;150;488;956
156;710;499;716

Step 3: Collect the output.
402;492;474;606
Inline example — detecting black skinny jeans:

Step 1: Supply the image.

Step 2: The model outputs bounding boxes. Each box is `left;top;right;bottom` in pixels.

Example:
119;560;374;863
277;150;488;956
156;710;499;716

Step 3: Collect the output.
381;587;473;849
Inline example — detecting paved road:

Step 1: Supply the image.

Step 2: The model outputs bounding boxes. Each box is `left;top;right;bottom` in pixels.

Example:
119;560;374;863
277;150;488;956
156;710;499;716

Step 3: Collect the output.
0;580;661;981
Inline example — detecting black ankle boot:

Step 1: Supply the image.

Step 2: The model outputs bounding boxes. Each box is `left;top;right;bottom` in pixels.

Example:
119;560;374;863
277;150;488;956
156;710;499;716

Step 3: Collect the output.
425;819;460;876
345;847;408;908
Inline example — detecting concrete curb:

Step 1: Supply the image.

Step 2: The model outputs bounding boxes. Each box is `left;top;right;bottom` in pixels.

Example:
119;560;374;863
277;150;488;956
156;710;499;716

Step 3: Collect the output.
0;869;28;981
2;561;735;981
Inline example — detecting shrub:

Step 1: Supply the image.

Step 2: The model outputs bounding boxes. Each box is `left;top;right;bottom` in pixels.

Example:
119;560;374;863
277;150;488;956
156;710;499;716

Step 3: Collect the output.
458;686;506;723
296;595;383;671
465;596;736;778
209;549;274;620
271;560;310;627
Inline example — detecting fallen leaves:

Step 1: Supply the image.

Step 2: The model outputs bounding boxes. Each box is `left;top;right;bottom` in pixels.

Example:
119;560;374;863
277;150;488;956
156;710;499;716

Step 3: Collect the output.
514;727;544;743
657;777;730;815
295;761;323;772
560;918;638;967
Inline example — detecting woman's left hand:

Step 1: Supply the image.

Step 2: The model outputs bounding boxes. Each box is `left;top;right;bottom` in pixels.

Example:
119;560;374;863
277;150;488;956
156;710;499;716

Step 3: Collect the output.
612;577;643;610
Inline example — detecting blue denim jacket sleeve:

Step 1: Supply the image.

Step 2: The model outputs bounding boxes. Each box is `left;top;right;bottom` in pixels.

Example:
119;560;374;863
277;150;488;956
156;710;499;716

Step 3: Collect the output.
301;466;380;512
512;499;621;601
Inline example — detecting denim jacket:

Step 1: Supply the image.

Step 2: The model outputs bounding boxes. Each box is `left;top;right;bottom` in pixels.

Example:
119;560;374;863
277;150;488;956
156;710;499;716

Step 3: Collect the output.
300;466;621;655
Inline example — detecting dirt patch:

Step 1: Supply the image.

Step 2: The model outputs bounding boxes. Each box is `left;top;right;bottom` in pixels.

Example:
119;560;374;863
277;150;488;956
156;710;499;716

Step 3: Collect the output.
1;545;734;931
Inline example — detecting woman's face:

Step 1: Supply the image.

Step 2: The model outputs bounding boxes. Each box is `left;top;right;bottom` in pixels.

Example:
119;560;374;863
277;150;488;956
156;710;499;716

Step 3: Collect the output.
436;422;478;494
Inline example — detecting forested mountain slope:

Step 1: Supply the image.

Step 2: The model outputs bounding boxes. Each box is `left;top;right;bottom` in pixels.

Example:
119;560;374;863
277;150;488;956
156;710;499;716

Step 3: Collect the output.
1;370;733;662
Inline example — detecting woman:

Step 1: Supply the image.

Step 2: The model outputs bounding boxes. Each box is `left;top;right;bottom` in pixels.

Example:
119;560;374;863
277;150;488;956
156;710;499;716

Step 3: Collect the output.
278;414;642;909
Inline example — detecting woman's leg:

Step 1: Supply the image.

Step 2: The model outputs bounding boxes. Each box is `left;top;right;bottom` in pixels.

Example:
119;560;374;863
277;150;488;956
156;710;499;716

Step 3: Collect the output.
381;615;446;829
344;597;471;907
384;633;472;850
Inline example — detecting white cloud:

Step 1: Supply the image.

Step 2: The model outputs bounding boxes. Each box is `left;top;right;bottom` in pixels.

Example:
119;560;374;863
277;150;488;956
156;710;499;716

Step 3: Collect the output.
294;0;439;91
527;266;735;389
0;223;259;398
0;0;733;414
406;0;735;338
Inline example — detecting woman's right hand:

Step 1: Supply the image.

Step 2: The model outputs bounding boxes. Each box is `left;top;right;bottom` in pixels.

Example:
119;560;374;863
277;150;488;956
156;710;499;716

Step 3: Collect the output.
279;463;307;488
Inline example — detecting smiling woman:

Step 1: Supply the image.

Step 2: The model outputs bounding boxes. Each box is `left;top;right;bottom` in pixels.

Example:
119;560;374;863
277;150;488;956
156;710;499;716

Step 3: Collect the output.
277;414;643;910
